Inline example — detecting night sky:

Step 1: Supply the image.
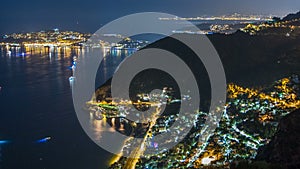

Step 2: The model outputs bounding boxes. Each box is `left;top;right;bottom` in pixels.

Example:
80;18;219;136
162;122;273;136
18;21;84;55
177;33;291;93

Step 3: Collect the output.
0;0;299;34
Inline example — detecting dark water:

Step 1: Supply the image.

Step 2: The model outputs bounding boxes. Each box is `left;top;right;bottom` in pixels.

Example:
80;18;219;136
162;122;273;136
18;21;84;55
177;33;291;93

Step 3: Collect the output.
0;46;120;169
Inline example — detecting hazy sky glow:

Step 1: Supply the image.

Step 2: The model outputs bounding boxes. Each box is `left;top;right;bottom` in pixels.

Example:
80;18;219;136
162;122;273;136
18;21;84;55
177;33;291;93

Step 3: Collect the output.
0;0;299;34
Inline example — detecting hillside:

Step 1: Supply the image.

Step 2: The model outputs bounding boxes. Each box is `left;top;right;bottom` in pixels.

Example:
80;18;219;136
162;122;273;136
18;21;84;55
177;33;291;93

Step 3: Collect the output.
282;11;300;21
95;20;300;99
256;109;300;169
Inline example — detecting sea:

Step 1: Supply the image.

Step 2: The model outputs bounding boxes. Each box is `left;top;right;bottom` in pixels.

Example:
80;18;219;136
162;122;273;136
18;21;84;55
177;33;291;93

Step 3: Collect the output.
0;46;129;169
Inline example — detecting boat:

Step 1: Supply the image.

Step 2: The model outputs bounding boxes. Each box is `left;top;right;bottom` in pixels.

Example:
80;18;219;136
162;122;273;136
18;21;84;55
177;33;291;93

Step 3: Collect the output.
69;76;75;82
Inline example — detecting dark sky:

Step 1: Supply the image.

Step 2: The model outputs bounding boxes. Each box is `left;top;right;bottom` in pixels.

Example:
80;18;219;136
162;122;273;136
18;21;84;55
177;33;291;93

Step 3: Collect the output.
0;0;299;34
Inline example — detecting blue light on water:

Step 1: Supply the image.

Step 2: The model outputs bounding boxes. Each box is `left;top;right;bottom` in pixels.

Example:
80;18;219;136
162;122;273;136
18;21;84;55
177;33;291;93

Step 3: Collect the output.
68;61;77;70
36;137;51;143
36;139;47;143
0;140;9;144
16;53;30;57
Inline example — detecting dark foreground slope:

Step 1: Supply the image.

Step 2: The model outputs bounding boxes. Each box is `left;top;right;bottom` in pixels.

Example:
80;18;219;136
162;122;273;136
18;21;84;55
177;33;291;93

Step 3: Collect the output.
256;109;300;169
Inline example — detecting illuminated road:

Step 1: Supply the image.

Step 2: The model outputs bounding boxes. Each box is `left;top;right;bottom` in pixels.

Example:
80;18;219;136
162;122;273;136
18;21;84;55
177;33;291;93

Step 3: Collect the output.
87;99;164;169
123;106;162;169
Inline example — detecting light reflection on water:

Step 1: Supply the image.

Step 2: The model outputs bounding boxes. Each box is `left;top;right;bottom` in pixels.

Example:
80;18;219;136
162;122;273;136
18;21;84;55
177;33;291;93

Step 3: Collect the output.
0;45;134;168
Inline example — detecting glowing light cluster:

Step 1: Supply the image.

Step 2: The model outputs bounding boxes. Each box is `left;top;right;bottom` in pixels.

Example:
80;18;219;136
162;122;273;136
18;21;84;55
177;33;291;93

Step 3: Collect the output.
228;78;300;109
